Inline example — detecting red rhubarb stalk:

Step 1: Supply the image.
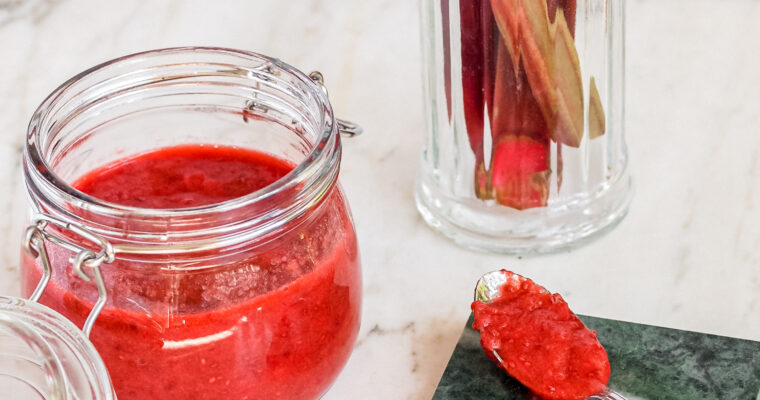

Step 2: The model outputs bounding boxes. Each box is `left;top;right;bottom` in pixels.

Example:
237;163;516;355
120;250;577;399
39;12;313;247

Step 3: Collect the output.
482;2;498;125
489;36;551;209
490;0;585;148
460;0;494;199
442;0;452;122
547;0;576;192
548;0;576;35
484;0;578;209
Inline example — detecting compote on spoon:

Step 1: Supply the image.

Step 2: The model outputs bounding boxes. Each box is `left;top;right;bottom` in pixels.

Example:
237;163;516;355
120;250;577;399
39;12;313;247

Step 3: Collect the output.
473;270;628;400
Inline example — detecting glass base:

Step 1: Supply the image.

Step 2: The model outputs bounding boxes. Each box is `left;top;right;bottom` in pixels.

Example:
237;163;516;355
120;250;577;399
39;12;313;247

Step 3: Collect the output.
414;174;633;255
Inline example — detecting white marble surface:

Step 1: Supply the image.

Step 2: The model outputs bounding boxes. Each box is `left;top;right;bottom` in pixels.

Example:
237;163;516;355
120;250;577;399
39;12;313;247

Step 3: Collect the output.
1;0;759;398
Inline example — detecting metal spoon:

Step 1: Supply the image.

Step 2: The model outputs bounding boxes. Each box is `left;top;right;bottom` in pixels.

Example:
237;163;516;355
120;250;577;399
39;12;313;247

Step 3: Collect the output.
474;270;629;400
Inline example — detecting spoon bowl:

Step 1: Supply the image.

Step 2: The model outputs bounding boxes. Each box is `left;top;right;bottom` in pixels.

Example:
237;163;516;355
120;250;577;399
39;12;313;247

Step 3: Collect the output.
474;270;629;400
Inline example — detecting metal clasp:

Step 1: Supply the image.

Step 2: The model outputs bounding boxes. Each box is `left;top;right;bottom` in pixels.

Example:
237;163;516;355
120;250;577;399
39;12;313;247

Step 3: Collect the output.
23;214;115;338
308;71;363;137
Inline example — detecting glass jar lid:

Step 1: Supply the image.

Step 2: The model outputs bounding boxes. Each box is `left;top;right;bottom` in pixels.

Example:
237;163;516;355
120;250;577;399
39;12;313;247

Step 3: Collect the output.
0;296;115;399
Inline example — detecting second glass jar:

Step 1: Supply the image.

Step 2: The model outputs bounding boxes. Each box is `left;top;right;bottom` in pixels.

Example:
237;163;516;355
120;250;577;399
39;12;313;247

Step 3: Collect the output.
417;0;632;253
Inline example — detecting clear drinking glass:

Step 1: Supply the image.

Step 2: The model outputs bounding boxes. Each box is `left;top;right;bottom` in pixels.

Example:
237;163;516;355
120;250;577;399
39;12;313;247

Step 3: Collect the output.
417;0;632;253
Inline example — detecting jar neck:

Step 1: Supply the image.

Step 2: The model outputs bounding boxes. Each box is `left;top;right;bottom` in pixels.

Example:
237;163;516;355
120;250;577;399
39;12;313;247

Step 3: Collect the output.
24;47;341;259
0;297;114;400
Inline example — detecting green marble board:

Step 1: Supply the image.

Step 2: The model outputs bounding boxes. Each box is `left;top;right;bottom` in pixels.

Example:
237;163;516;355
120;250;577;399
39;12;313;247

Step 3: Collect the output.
433;314;760;400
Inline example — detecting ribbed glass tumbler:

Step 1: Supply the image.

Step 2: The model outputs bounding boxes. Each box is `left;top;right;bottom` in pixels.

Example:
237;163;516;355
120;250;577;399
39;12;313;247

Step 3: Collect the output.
417;0;632;253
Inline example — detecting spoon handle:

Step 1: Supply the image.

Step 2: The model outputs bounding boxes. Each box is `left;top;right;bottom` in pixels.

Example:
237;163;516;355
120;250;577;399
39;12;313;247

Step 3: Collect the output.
588;389;628;400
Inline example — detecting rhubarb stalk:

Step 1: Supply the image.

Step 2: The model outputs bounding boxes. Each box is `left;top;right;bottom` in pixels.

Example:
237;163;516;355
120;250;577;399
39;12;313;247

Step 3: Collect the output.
489;37;551;209
460;0;495;199
483;0;580;209
588;77;606;139
442;0;452;122
490;0;584;148
460;0;591;209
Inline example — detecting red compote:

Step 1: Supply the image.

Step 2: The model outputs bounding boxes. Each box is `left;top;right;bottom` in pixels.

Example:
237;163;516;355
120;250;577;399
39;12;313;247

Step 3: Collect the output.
22;144;361;400
472;270;610;399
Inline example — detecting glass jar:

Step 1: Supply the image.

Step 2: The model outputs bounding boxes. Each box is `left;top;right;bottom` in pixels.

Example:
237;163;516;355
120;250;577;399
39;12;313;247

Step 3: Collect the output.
417;0;632;253
0;296;115;400
21;47;362;400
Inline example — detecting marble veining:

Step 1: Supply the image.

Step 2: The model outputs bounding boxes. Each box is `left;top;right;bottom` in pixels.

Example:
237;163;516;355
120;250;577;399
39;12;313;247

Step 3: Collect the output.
0;0;60;28
1;1;759;399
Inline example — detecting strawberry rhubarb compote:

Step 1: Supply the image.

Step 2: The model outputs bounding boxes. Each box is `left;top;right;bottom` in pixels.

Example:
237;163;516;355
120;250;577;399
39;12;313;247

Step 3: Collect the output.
472;270;610;400
22;144;361;400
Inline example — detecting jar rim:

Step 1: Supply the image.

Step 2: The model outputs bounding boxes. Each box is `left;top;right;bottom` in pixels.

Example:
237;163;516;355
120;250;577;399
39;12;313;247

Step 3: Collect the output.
25;46;337;217
23;47;341;255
